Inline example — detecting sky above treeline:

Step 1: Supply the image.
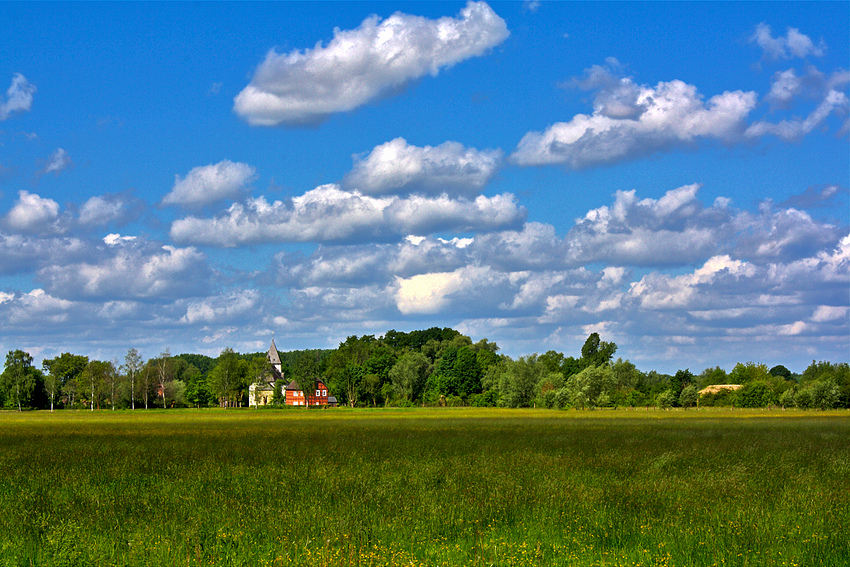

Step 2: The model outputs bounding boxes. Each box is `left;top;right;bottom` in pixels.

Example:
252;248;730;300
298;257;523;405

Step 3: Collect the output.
1;1;848;374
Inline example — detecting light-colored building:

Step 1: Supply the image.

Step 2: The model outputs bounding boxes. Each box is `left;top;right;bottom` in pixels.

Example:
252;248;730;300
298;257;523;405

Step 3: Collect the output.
248;340;285;407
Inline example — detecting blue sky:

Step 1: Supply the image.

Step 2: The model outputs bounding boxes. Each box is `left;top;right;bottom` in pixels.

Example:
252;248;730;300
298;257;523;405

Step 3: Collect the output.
1;1;847;374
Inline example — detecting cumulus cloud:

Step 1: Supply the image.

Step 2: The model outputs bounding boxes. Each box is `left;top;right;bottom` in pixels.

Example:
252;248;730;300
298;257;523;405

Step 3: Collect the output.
0;73;35;121
562;184;724;266
512;71;757;167
629;255;757;309
41;148;72;175
162;160;256;208
182;290;259;324
37;240;210;300
0;234;88;275
751;23;825;60
343;138;502;197
233;1;509;126
3;190;62;234
0;289;74;326
394;265;508;315
170;184;524;246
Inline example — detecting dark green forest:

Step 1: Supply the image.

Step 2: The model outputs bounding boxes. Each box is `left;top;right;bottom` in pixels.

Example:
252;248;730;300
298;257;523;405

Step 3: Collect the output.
2;328;848;411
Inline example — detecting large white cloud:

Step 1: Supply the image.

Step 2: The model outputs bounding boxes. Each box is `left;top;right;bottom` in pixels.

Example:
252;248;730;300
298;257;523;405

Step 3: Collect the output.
3;190;62;234
512;74;757;167
233;1;509;126
344;138;502;197
0;73;35;121
170;184;525;246
162;160;256;207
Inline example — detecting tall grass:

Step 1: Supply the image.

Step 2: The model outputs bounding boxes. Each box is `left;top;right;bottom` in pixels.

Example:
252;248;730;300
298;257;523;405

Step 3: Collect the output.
0;408;847;566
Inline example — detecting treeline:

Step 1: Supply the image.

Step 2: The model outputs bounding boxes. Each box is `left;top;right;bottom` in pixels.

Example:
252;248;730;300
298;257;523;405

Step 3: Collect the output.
1;329;848;410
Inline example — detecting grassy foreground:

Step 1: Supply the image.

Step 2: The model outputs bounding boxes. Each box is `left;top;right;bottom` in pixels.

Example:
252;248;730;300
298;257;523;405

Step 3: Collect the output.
0;408;848;567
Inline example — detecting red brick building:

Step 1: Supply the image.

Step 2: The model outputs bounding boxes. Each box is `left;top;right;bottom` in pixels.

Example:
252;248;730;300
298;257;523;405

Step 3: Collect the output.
284;378;337;407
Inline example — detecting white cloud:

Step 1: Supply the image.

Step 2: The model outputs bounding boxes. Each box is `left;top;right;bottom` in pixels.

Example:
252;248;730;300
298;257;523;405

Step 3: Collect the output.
42;148;72;175
344;137;502;197
182;290;259;324
629;255;757;309
233;1;509;126
394;265;504;315
79;193;141;227
3;190;61;234
751;23;825;60
512;75;757;167
564;184;722;266
812;305;849;323
162;160;256;207
0;73;35;121
766;69;802;108
37;242;210;300
103;233;136;246
0;234;88;275
1;289;74;326
170;184;524;246
745;90;849;141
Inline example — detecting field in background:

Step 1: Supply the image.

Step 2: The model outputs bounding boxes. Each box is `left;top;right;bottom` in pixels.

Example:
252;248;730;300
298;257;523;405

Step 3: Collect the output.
0;408;848;566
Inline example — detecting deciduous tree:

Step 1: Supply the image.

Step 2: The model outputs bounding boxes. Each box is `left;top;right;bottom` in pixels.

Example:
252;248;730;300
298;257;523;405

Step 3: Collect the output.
121;348;143;410
2;350;36;411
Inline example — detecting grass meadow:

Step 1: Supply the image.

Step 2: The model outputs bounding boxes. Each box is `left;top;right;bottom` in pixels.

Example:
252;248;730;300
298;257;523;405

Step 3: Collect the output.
0;408;847;567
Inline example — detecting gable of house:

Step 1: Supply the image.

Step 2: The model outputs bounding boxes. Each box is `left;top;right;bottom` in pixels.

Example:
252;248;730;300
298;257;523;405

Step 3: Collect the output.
285;378;332;406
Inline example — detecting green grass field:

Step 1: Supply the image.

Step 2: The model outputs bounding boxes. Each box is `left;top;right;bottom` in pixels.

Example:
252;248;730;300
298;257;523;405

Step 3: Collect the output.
0;408;847;566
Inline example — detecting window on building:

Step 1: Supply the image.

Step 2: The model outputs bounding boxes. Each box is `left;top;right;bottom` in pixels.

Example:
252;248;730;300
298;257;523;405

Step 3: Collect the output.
315;389;320;397
322;389;326;396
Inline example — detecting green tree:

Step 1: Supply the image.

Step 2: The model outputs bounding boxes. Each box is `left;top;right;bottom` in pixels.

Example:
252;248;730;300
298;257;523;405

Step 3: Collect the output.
208;348;248;407
728;362;771;384
42;361;62;411
389;351;431;401
580;333;617;368
121;348;143;410
769;365;793;381
42;353;88;408
498;355;556;408
669;369;694;404
656;389;676;409
82;360;113;411
2;350;37;411
566;364;615;409
736;380;776;408
679;385;698;409
154;349;173;409
698;366;728;389
809;380;840;410
104;360;121;410
363;373;382;407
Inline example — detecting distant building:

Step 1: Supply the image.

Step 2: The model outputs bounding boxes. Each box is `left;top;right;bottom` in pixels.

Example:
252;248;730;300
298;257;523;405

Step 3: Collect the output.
249;340;337;407
698;384;742;396
248;340;284;407
284;378;337;407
